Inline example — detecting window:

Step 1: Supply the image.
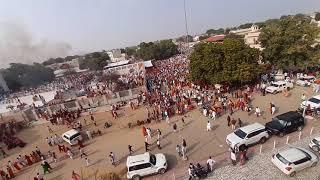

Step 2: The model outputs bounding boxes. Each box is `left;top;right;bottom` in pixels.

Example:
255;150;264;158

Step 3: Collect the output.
276;154;290;165
150;154;157;165
69;133;81;141
247;130;259;138
234;129;247;139
129;163;152;171
309;98;320;104
293;157;309;165
63;135;69;140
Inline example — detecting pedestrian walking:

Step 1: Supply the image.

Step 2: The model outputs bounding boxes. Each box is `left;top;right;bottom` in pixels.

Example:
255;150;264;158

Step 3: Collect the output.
72;170;80;180
231;118;236;130
227;115;231;126
128;145;133;155
86;130;92;139
176;145;182;157
146;128;152;139
145;142;150;152
157;129;162;140
52;152;58;163
109;152;116;166
271;103;276;115
206;121;211;131
173;123;177;133
67;149;74;159
181;117;186;125
255;107;261;117
207;156;216;172
79;147;87;158
84;157;90;167
157;139;161;149
238;118;242;128
301;93;306;102
230;148;237;165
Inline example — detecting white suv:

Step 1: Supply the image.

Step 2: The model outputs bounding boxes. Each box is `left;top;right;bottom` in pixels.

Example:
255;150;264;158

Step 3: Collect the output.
271;147;318;177
300;95;320;110
265;81;294;94
127;152;167;180
226;123;269;151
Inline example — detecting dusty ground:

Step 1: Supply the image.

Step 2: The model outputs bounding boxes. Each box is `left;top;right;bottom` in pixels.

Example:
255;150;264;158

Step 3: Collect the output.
0;85;318;180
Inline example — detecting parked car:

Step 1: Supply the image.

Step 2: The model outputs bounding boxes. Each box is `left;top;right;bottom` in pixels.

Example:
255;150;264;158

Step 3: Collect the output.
226;123;269;151
309;136;320;152
62;129;82;145
300;95;320;110
271;147;318;177
127;152;167;180
265;81;294;94
265;111;304;137
296;76;315;87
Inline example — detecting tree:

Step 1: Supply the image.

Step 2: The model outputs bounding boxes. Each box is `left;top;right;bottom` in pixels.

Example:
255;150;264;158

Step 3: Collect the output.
206;28;225;35
238;23;253;29
79;52;110;71
315;12;320;21
124;47;137;57
135;40;178;60
42;57;64;66
189;38;261;86
3;63;55;91
259;14;320;69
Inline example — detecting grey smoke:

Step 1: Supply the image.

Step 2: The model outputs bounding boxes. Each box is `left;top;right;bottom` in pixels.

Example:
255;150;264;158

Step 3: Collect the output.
0;22;72;67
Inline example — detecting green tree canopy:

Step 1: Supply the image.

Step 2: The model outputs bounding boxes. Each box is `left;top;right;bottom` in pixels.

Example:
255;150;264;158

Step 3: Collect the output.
259;14;320;69
135;40;178;60
238;23;253;29
189;38;261;86
79;52;110;70
206;28;225;35
3;63;55;91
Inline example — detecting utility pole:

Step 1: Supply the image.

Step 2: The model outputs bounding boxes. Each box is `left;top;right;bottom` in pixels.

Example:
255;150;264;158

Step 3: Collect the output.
183;0;189;44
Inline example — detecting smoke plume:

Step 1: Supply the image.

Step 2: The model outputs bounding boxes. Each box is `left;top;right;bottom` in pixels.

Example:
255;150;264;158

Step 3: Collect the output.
0;22;72;67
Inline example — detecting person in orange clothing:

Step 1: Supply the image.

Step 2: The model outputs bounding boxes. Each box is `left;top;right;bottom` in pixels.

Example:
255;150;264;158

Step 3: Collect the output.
25;155;33;166
72;170;80;180
6;165;14;178
142;126;147;137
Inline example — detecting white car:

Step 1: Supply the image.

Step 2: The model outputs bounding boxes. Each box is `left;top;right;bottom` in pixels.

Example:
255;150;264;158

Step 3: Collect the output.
265;81;294;94
62;129;82;145
127;152;167;180
271;147;318;177
300;95;320;110
296;76;315;87
309;136;320;152
226;123;269;151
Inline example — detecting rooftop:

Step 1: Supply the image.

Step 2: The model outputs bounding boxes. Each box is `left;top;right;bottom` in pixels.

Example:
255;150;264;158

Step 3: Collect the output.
126;152;150;166
278;147;308;163
204;35;226;43
240;122;265;133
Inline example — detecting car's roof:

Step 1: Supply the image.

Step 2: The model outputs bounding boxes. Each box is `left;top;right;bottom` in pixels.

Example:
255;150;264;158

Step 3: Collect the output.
239;123;265;133
275;111;302;121
127;152;150;166
278;147;308;163
62;129;79;137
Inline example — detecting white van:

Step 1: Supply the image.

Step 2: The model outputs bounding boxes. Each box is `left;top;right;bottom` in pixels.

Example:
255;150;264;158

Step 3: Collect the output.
127;152;167;180
62;129;82;145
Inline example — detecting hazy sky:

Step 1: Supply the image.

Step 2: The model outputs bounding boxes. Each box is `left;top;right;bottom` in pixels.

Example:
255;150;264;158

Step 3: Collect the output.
0;0;319;66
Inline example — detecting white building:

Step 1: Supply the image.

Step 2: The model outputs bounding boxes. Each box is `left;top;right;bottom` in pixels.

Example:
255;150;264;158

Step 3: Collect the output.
107;49;126;62
0;72;9;92
231;25;263;50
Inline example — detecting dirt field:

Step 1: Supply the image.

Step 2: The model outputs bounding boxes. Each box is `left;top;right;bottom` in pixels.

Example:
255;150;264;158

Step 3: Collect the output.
0;85;318;180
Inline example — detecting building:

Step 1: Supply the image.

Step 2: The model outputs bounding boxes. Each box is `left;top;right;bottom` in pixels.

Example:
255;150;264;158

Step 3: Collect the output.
0;72;9;92
107;49;126;62
310;12;320;27
231;25;263;50
203;34;226;43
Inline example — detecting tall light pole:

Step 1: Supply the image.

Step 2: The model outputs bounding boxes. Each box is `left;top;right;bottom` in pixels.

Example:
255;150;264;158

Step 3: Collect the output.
183;0;189;44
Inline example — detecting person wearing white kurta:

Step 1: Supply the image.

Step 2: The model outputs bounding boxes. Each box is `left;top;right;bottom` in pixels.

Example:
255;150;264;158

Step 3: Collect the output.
206;121;211;131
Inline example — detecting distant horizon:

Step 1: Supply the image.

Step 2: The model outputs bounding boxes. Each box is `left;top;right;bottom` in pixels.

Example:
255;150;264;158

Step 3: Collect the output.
0;0;319;67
